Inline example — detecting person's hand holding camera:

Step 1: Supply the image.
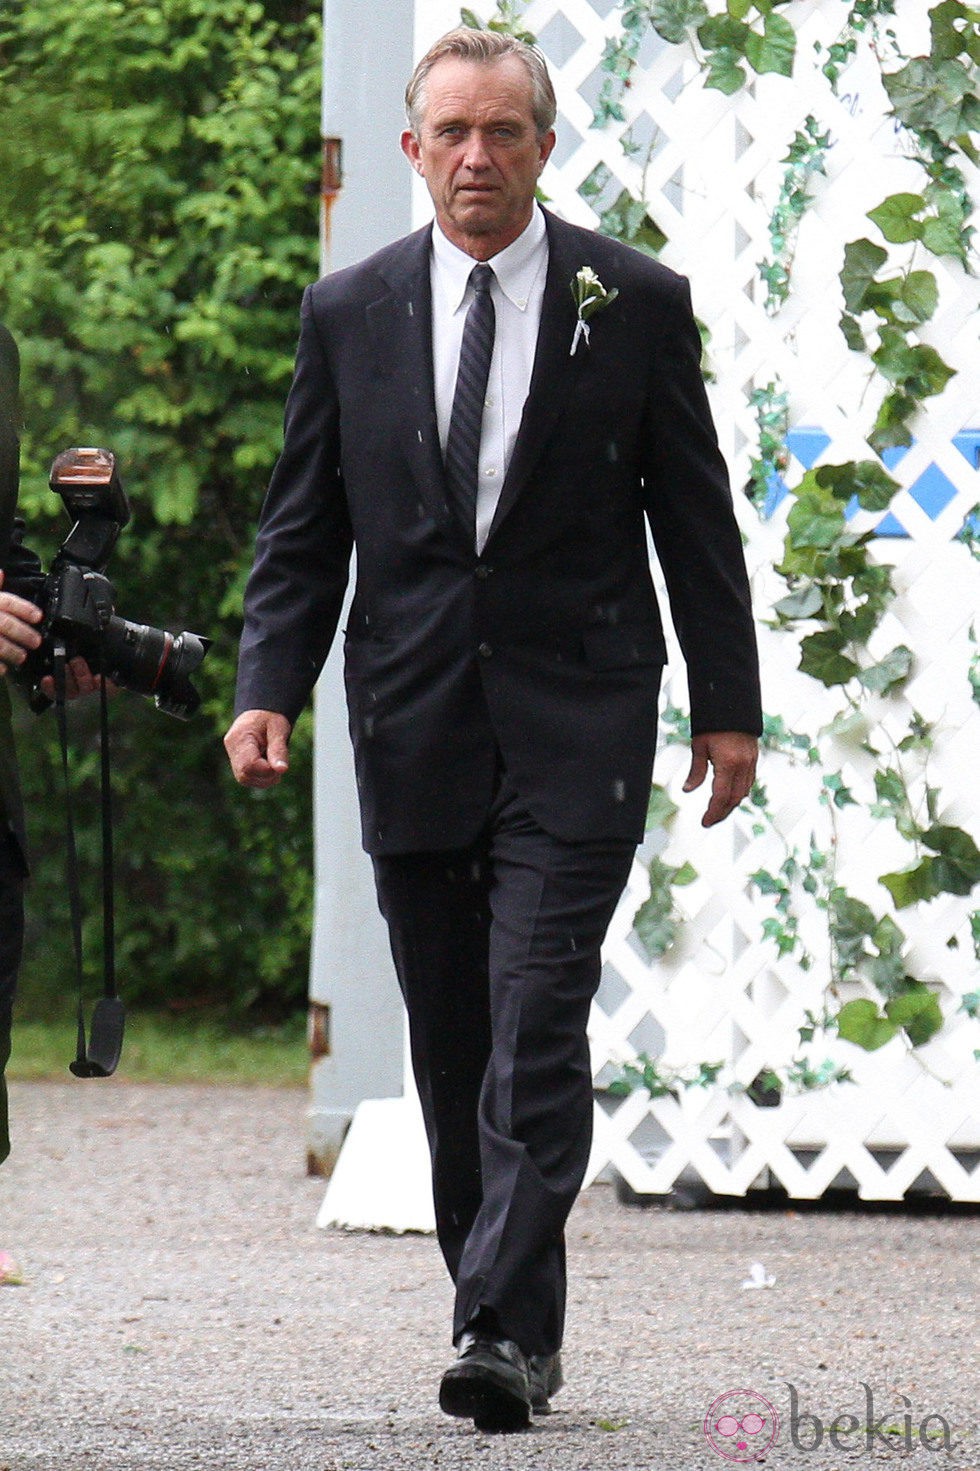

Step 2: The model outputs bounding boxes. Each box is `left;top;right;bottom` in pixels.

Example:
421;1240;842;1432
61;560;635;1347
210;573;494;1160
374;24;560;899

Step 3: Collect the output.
0;569;42;675
0;570;102;697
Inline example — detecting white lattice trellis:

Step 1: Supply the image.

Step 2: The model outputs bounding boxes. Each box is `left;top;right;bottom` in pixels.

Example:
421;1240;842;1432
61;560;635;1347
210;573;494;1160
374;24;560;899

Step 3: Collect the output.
413;0;980;1200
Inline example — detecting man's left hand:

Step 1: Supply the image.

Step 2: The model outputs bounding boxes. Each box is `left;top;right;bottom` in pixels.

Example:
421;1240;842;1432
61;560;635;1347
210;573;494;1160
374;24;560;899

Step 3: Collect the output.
682;731;758;828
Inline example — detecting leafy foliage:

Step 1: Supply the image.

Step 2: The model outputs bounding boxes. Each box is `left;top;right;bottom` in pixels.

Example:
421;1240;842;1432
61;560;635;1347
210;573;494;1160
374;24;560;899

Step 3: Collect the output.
746;382;790;507
1;0;323;1018
633;784;697;958
605;1052;723;1100
474;0;980;1086
839;236;953;454
757;116;832;314
592;0;796;128
820;0;898;92
460;1;536;44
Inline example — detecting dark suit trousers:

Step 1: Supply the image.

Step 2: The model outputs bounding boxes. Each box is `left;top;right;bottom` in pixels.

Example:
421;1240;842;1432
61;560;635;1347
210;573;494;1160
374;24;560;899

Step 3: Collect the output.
0;831;26;1165
372;770;634;1358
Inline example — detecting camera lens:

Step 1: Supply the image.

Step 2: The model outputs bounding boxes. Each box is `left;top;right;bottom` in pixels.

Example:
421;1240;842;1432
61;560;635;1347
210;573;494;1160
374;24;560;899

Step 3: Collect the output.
99;617;210;718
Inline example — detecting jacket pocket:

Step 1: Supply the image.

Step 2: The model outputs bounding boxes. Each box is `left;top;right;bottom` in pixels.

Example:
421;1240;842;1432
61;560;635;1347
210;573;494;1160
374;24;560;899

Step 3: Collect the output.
581;623;666;671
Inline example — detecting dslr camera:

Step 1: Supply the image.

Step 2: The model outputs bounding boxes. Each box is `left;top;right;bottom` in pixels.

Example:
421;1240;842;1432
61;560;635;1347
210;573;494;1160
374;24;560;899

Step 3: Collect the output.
21;446;209;717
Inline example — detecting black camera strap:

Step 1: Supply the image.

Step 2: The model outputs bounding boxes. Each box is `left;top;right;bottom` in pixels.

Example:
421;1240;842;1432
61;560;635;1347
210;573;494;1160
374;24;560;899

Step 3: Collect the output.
52;642;125;1078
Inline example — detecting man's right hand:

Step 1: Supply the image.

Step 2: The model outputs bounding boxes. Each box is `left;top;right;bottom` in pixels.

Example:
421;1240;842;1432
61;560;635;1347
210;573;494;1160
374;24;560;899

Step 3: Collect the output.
224;709;292;788
0;569;42;676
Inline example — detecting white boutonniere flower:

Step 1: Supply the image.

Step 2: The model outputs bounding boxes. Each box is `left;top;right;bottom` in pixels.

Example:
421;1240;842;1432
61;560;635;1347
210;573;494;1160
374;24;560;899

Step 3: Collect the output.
570;266;619;356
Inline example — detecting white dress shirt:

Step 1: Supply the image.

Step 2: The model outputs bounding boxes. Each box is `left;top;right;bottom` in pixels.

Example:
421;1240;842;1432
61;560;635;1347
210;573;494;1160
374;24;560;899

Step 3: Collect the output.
430;206;549;553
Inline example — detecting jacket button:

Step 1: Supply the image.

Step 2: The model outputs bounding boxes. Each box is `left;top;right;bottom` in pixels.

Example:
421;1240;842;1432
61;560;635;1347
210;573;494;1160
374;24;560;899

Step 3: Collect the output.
475;564;493;580
478;642;493;659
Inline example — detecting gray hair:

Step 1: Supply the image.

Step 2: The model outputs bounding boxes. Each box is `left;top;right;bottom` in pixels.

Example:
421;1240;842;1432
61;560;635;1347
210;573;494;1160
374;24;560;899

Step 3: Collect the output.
405;28;557;141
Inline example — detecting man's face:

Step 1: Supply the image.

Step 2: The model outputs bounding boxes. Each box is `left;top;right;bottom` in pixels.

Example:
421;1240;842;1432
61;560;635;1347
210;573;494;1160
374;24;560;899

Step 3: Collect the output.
401;56;555;260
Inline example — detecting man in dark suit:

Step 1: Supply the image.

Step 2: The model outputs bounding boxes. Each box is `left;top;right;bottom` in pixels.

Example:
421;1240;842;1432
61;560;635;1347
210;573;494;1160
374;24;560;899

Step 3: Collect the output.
226;29;761;1431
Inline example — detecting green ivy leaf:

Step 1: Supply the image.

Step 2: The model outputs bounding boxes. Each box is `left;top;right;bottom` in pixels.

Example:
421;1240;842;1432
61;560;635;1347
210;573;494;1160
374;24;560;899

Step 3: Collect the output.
751;869;786;897
787;481;847;549
840;312;866;351
871;326;927;389
884;56;976;144
866;953;911;999
880;860;940;908
863;275;910;323
823;708;869;745
904;344;956;398
869;391;916;454
744;12;796;77
815;460;900;512
873;913;905;957
702;48;748;94
930;0;980;65
634;896;676;958
830;888;876;967
870;328;910;381
698;13;749;49
839;605;877;645
867;192;926;244
799;631;860;687
823;773;857;810
878;827;980;908
872;766;909;815
774;584;823;620
885;986;944;1046
921;207;969;260
858;644;913;694
649;0;709;46
922;824;980;896
634;854;697;958
841;238;888;313
902;270;940;324
897;711;934;752
762;916;798;957
646;782;680;831
836;998;898;1051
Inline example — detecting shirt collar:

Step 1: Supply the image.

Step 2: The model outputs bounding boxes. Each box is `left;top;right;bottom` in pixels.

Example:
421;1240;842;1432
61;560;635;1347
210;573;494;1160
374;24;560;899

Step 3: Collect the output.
431;206;548;315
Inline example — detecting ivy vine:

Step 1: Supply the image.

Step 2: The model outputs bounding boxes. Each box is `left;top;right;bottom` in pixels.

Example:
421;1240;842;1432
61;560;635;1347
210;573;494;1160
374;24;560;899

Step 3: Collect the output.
758;116;833;315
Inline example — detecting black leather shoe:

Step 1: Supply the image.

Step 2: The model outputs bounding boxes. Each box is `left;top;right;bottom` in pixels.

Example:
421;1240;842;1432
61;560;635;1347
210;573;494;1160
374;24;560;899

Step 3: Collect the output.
439;1331;532;1432
529;1351;564;1414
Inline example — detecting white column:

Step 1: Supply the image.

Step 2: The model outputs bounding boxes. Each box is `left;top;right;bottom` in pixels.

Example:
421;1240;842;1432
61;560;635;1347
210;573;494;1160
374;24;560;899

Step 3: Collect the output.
306;0;417;1174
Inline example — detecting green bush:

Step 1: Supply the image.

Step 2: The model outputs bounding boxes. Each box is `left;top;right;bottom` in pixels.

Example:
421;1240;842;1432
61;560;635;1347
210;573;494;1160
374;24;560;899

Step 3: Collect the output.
1;0;324;1018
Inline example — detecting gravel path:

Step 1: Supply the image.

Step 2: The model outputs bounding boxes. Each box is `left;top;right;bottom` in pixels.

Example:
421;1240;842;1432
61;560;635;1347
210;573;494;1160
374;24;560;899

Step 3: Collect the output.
0;1081;976;1470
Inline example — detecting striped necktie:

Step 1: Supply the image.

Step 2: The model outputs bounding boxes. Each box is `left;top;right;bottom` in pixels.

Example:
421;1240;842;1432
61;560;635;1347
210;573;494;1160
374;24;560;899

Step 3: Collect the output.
445;262;496;541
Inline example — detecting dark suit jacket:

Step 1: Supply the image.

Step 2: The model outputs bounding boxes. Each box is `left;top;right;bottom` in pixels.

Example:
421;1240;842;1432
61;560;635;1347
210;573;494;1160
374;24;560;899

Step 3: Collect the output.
235;210;761;854
0;322;39;869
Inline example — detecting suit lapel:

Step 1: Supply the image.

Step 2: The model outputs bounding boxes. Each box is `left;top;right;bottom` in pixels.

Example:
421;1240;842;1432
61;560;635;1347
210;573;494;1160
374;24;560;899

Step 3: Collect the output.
486;213;589;543
367;227;462;543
